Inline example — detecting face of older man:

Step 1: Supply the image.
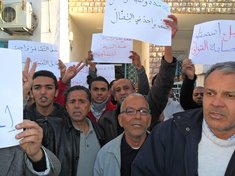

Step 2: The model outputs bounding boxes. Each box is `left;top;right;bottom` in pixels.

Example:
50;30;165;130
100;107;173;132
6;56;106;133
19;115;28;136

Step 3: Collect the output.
203;70;235;139
118;95;151;141
113;79;135;104
66;90;91;124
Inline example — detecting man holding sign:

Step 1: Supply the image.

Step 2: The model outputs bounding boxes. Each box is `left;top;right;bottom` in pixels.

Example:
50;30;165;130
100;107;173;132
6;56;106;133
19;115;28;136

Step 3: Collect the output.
0;120;61;176
0;48;61;175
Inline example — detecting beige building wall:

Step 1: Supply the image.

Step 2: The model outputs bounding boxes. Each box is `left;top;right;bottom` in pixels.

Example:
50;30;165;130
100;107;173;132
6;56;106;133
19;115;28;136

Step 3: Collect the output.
69;17;86;61
1;0;234;81
68;0;235;81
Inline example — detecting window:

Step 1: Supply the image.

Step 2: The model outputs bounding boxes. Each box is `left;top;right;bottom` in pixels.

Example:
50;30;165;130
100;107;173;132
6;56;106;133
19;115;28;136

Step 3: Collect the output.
0;42;8;48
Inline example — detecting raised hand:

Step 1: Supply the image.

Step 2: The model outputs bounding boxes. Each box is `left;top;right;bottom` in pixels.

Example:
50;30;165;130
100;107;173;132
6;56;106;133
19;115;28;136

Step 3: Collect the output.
61;61;85;84
58;59;67;80
22;58;37;98
129;51;142;70
87;50;96;72
163;14;178;63
182;58;195;80
163;14;178;38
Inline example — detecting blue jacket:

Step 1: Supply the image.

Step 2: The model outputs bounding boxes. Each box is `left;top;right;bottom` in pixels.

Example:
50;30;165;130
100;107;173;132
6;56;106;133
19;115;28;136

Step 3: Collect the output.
132;108;235;176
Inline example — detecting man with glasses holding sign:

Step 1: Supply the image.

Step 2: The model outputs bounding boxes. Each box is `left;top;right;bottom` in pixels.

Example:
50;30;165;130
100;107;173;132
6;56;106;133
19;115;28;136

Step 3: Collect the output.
94;93;151;176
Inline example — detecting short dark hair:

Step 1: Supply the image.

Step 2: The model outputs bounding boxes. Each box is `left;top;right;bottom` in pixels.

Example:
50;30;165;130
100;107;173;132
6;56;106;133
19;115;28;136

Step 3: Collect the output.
33;70;58;89
64;85;91;103
109;79;116;90
88;76;109;90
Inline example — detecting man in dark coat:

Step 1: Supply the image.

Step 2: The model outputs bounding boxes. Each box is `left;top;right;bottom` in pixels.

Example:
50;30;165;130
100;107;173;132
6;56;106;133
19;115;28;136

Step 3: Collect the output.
132;61;235;176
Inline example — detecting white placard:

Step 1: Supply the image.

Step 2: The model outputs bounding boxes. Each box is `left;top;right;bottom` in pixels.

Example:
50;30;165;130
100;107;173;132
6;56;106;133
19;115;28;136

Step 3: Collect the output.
0;48;23;148
8;40;60;79
189;20;235;64
103;0;171;46
91;33;132;63
96;64;115;83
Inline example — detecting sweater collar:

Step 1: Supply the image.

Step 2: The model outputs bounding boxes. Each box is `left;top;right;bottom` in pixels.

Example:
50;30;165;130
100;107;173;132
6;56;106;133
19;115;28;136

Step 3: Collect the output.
202;119;235;146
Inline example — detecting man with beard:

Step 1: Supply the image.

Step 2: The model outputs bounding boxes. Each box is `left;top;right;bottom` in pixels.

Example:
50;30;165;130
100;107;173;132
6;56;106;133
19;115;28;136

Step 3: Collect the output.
132;61;235;176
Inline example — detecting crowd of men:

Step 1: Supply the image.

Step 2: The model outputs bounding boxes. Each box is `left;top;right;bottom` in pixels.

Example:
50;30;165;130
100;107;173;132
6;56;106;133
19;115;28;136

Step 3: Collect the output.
2;14;235;176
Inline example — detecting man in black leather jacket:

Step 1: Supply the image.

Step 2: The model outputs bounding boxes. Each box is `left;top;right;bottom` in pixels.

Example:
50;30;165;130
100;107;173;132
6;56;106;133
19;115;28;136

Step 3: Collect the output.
24;70;68;150
38;85;105;176
24;70;104;175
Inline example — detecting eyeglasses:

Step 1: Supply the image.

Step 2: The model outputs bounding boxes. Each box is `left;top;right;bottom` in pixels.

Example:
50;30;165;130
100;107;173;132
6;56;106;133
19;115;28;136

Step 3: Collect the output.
121;107;151;116
193;93;204;97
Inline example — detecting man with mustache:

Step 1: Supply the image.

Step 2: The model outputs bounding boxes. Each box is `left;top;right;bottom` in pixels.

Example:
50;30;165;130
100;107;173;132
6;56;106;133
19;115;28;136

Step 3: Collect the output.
132;61;235;176
30;85;105;176
94;93;151;176
60;85;105;176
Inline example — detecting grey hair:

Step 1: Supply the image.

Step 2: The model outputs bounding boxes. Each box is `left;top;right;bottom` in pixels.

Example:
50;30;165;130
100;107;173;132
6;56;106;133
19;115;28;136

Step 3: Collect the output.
120;93;149;112
205;61;235;83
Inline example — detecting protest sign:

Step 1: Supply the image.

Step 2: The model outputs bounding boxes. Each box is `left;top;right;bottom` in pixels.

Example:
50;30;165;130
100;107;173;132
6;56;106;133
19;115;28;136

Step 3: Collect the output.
189;20;235;64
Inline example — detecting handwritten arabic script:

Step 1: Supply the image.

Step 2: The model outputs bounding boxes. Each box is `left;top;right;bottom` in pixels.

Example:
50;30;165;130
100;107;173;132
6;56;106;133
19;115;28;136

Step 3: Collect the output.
8;40;60;79
107;0;169;30
9;44;58;53
91;33;132;63
0;105;15;132
103;0;171;46
0;48;23;148
189;20;235;64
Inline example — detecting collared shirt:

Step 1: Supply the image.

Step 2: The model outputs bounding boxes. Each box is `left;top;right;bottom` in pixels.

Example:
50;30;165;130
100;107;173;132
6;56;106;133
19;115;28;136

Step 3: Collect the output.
76;118;101;176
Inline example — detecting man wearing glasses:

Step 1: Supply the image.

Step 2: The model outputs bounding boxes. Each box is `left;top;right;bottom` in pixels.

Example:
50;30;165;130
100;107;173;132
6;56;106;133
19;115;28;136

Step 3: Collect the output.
94;93;151;176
